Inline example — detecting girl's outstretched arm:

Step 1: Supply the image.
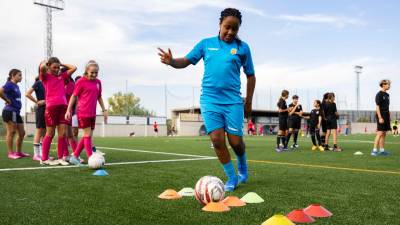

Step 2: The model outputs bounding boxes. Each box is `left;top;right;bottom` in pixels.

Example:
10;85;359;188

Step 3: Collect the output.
158;48;191;69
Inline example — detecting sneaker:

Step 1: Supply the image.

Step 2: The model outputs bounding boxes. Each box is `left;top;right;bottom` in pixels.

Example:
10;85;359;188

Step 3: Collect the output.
8;152;21;160
333;146;343;152
69;156;82;165
318;146;325;151
311;145;317;151
32;155;41;161
294;144;299;148
224;176;238;192
40;159;60;166
324;145;330;151
371;151;378;156
282;147;289;151
15;152;30;157
275;147;282;153
379;151;389;156
58;159;70;166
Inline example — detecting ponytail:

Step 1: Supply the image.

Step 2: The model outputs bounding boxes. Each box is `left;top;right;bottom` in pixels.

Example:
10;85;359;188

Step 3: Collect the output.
8;69;21;82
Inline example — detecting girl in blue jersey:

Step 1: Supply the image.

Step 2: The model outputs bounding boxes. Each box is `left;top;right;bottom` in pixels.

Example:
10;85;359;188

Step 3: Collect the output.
158;8;256;191
0;69;28;159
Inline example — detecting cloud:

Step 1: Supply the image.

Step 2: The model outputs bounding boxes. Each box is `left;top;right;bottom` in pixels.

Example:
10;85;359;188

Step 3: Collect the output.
276;14;366;28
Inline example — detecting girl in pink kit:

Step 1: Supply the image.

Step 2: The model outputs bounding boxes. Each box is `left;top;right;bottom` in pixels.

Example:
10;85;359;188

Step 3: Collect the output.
66;60;107;165
64;76;78;158
39;57;77;165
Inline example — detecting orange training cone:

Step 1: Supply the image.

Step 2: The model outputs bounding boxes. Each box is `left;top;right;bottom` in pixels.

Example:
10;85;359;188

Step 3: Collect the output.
158;189;182;200
287;209;316;223
262;215;295;225
303;204;333;218
222;196;246;207
202;202;231;212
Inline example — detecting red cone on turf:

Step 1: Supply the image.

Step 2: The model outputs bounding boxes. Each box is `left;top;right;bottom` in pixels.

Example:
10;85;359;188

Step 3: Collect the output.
287;209;316;223
303;204;333;218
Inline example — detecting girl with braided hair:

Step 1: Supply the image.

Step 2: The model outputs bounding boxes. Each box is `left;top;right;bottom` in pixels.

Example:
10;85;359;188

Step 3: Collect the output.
158;8;256;192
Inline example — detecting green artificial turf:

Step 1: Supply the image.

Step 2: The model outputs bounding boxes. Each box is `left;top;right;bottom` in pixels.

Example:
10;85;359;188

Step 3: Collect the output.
0;135;399;225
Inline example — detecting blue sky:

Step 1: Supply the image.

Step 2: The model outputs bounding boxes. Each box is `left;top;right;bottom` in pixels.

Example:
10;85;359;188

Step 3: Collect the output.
0;0;399;117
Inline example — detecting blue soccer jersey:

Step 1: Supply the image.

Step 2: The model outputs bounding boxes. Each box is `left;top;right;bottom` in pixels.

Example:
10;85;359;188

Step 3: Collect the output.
185;36;255;105
2;81;22;113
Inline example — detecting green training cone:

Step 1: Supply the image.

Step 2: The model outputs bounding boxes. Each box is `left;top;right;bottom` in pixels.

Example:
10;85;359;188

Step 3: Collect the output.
262;214;295;225
241;192;264;204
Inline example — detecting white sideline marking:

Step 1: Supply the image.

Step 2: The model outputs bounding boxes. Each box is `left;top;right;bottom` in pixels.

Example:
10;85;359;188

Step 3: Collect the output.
0;140;213;158
97;146;212;158
0;157;216;172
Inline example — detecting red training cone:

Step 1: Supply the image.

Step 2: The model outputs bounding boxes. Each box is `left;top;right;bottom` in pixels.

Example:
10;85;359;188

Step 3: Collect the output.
287;209;316;223
303;204;333;218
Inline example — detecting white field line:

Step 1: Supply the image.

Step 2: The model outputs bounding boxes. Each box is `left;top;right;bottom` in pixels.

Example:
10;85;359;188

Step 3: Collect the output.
97;146;213;158
0;157;216;172
0;140;213;158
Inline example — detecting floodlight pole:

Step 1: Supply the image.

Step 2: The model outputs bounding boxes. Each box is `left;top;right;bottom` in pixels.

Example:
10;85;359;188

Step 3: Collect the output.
34;0;64;59
354;65;363;113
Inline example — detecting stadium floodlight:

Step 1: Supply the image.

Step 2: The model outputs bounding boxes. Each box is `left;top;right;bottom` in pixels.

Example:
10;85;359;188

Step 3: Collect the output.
33;0;65;59
354;65;363;113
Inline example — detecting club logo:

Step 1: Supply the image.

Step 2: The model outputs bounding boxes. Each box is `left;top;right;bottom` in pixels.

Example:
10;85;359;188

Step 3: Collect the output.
230;48;237;55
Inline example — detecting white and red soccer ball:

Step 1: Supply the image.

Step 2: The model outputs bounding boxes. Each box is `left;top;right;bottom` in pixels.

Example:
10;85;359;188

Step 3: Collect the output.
88;153;105;169
194;176;225;205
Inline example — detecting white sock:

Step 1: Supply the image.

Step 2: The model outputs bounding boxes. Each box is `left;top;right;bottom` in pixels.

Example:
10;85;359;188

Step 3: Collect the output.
379;148;385;152
33;143;41;156
372;148;378;152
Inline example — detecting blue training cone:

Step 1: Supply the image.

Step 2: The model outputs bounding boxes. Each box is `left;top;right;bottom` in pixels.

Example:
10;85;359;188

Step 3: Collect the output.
93;169;109;176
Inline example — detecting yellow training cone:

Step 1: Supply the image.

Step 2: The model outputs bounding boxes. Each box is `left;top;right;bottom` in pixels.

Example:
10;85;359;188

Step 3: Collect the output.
262;214;295;225
158;189;182;200
202;202;231;213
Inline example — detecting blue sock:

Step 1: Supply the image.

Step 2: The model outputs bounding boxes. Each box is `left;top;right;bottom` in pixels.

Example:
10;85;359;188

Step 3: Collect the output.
237;153;247;170
222;161;237;180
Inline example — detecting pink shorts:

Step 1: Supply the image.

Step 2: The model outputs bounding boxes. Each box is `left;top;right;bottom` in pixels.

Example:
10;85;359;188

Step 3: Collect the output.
45;105;69;126
78;117;96;130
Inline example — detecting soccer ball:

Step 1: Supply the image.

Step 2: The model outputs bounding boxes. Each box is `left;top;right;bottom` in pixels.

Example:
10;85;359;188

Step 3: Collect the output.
88;153;105;169
194;176;225;205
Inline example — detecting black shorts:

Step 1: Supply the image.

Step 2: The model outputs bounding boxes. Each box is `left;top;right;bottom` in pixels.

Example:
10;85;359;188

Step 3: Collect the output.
377;113;391;132
35;106;46;129
2;110;23;124
279;116;288;131
393;126;398;130
326;117;337;130
288;118;301;130
154;128;158;133
321;119;327;133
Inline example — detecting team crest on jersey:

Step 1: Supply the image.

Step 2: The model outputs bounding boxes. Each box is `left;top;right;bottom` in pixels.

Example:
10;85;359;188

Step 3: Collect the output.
230;48;237;55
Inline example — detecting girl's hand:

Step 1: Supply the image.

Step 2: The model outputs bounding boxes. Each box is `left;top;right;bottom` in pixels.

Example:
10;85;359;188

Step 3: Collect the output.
379;118;384;124
103;110;108;124
158;48;173;65
65;110;71;121
5;99;11;105
37;100;45;106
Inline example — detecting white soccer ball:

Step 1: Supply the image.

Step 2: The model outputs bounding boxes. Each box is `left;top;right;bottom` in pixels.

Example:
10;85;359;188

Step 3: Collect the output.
88;153;105;169
194;175;225;205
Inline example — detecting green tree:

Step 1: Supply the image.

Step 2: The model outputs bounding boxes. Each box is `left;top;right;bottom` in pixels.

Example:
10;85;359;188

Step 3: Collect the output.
108;92;155;116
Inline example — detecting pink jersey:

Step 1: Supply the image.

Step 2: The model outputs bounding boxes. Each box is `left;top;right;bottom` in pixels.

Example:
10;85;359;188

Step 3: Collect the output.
40;71;69;107
73;77;102;118
65;80;75;103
